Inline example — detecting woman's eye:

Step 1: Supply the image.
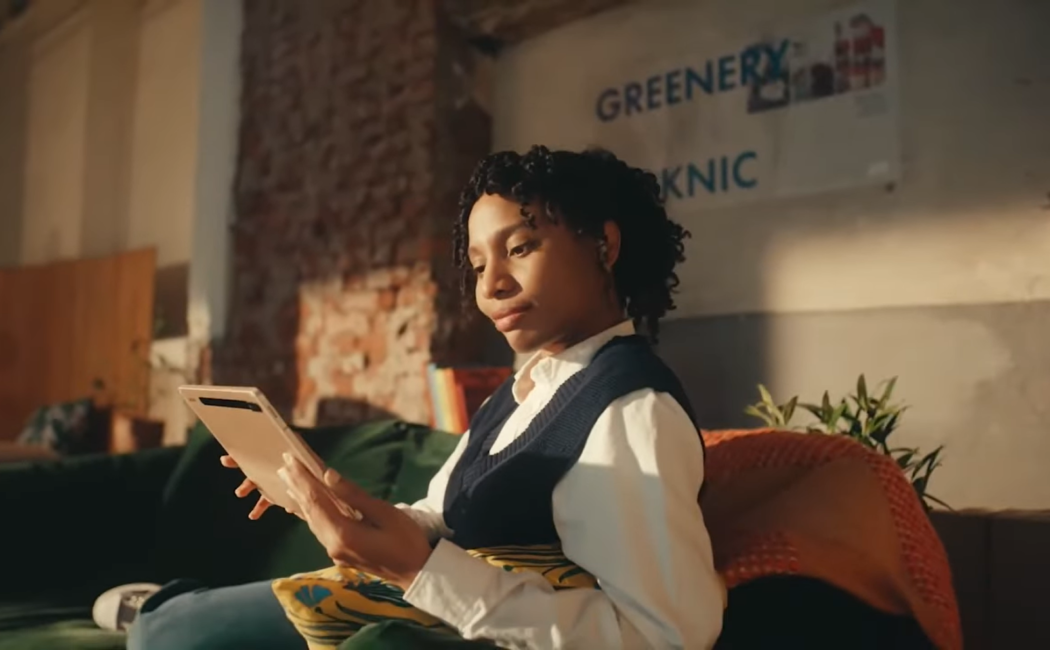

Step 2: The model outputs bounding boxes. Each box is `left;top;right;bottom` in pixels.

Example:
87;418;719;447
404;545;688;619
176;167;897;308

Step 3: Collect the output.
472;265;485;275
509;241;534;257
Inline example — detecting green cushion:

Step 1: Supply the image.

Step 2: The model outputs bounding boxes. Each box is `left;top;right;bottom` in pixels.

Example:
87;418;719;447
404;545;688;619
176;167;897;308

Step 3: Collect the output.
154;419;434;586
260;420;436;579
387;427;460;506
152;422;276;586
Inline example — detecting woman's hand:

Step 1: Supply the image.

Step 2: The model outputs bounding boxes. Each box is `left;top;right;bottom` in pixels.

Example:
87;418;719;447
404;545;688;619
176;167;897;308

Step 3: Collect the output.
219;455;277;520
278;454;433;590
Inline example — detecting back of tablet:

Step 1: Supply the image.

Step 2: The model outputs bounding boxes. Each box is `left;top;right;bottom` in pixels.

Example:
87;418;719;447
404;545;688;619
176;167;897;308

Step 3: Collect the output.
178;385;325;515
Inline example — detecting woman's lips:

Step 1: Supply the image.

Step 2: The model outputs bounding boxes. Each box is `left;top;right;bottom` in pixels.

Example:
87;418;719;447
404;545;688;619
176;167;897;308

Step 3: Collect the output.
492;307;530;332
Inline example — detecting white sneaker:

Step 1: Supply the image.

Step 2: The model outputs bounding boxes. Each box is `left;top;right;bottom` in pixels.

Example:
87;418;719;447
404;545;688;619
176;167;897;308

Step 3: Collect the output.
92;583;162;631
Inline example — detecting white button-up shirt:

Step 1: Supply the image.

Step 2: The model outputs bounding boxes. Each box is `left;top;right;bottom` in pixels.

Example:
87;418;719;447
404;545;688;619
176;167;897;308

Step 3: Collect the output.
399;320;725;649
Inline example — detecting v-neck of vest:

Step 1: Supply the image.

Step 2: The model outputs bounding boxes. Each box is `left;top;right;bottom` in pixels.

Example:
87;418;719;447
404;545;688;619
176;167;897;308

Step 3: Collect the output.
463;335;647;485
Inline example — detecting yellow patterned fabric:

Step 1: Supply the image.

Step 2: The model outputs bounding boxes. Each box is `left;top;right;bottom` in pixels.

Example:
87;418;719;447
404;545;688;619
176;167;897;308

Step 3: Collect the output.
271;544;598;650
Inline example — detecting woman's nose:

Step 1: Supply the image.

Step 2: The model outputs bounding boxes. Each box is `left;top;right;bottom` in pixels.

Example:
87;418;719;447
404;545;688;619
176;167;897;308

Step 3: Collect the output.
480;262;513;299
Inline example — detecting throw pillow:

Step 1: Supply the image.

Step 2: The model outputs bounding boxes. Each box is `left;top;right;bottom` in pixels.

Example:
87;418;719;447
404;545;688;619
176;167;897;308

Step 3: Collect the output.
16;397;93;454
272;545;598;650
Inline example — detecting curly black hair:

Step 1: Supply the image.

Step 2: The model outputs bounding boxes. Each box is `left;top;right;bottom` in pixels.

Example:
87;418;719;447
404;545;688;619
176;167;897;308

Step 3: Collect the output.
453;145;690;342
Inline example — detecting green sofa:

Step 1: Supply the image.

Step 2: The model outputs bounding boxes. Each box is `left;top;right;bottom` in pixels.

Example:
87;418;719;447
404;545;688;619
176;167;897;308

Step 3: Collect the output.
3;417;990;649
0;419;463;650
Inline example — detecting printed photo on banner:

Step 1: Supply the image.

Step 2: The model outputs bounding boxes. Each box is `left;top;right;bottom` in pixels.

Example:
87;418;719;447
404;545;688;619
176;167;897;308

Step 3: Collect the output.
748;10;888;114
578;0;900;209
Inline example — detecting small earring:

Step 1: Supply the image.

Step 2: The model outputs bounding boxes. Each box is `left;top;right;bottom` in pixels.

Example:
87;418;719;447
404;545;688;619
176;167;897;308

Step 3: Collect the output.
597;239;610;269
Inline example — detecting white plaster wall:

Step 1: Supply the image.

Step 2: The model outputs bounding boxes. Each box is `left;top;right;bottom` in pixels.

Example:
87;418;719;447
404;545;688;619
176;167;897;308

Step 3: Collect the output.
763;306;1049;510
496;0;1050;509
9;0;141;267
3;0;216;271
188;0;241;346
79;0;139;260
494;0;1050;318
126;0;202;268
19;10;91;265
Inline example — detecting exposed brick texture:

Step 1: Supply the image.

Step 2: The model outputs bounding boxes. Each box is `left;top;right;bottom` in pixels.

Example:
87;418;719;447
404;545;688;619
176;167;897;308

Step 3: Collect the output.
215;0;624;427
442;0;633;44
216;0;474;426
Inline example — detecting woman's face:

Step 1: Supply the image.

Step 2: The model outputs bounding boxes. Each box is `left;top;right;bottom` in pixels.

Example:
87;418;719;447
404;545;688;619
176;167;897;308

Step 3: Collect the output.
466;193;620;354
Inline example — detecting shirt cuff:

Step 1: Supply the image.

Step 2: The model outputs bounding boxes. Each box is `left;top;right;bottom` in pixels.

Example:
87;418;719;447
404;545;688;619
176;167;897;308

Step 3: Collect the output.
402;539;498;630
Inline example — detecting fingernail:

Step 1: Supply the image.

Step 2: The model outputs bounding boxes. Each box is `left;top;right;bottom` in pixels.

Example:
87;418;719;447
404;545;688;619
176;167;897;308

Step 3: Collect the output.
277;467;289;484
323;469;338;487
282;452;293;465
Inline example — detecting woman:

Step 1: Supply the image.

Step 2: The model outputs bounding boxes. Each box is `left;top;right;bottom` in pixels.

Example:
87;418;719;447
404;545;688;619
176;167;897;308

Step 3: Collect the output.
127;146;725;649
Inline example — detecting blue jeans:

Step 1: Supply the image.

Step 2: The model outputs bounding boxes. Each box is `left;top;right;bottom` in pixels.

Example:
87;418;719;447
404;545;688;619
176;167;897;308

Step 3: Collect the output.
126;579;306;650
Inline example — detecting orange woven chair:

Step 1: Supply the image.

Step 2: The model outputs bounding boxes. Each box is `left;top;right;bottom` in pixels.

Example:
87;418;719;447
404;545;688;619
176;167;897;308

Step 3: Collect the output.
701;429;962;649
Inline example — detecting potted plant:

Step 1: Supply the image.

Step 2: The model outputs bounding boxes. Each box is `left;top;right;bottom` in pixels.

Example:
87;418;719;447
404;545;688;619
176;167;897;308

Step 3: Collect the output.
746;375;948;510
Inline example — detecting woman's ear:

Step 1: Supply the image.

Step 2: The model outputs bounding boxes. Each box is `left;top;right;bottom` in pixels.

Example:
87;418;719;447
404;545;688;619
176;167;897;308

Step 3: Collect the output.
601;221;622;270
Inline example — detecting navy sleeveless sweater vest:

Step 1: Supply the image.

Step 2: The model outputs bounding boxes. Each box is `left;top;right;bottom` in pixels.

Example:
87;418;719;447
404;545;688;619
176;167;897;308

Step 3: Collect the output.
442;335;701;550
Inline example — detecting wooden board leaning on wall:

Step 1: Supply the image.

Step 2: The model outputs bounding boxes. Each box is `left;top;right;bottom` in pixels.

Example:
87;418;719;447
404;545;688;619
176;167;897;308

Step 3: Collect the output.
0;248;156;442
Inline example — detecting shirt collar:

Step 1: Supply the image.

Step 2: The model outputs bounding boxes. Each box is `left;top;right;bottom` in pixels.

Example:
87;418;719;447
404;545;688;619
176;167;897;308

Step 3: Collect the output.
512;320;637;404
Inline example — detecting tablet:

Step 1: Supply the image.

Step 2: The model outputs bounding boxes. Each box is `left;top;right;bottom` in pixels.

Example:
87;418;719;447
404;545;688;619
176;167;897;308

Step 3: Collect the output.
178;385;359;519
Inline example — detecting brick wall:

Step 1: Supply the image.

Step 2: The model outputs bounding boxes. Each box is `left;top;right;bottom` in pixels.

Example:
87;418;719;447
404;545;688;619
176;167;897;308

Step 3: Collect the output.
214;0;492;426
213;0;627;427
443;0;632;44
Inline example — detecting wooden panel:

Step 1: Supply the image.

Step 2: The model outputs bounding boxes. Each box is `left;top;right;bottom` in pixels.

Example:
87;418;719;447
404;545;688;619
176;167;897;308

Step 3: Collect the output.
0;249;156;440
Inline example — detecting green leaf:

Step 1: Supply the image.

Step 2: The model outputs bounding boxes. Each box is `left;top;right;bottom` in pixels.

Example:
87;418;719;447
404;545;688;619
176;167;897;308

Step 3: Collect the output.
857;374;869;410
918;446;944;472
894;449;917;470
782;396;798;424
879;376;897;407
777;374;942;501
841;408;862;436
829;400;848;426
869;414;893;445
884;411;901;432
758;384;775;407
744;404;773;427
912;475;928;496
924;493;953;511
799;404;826;431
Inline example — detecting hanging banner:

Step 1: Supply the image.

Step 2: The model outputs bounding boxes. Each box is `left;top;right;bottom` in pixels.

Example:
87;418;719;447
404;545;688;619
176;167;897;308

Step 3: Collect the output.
578;0;900;208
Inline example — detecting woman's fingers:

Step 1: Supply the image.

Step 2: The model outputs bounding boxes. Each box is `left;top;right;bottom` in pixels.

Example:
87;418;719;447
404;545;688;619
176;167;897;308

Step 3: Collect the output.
279;458;358;525
234;477;257;498
248;496;272;520
219;454;279;521
322;469;379;521
279;462;321;508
